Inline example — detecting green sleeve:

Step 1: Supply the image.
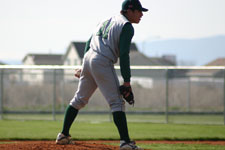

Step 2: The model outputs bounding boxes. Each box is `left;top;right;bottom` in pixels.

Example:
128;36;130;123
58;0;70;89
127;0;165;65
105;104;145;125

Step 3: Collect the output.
119;23;134;82
84;36;92;54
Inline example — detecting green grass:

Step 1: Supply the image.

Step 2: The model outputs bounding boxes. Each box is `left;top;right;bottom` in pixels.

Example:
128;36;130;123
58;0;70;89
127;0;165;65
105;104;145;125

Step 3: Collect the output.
168;115;224;125
130;143;225;150
1;113;224;125
105;142;225;150
0;120;225;141
1;119;225;150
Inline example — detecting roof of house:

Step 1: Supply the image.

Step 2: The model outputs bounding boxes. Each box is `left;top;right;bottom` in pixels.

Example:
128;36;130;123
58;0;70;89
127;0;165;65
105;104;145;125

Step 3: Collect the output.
23;54;64;65
115;52;177;77
72;42;86;58
187;58;225;77
116;51;175;66
205;58;225;66
64;41;138;61
130;52;175;66
64;41;176;66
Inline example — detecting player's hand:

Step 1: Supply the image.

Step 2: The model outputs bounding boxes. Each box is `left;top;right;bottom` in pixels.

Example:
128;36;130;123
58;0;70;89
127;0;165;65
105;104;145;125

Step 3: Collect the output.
74;69;82;78
123;82;132;97
123;82;131;87
119;82;134;106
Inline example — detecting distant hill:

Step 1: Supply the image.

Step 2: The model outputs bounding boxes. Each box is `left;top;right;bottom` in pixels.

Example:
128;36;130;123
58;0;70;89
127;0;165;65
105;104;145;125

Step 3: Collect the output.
1;59;22;65
137;35;225;66
2;35;225;66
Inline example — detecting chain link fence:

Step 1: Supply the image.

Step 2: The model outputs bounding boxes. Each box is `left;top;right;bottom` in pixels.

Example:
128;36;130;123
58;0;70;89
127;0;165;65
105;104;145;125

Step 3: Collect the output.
0;65;224;124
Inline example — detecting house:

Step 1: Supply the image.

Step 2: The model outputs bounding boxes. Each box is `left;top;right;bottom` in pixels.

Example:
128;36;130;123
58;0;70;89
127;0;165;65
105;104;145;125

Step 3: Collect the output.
63;41;157;66
23;54;63;65
128;53;176;66
22;54;64;83
63;42;86;66
187;58;225;78
63;42;87;81
0;61;24;83
64;42;176;67
0;61;5;65
63;41;176;82
63;42;149;80
20;42;177;85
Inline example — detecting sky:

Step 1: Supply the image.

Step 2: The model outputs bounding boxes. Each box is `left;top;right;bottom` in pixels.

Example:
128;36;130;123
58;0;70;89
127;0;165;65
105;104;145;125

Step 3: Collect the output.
0;0;225;63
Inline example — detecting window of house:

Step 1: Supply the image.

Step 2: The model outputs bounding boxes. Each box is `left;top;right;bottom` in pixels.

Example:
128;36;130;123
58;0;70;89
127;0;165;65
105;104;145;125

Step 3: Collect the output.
74;59;77;65
67;59;70;65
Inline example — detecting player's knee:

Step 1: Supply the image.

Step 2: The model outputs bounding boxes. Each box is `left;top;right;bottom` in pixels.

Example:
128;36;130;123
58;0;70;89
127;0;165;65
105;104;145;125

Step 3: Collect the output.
70;97;88;110
110;101;125;112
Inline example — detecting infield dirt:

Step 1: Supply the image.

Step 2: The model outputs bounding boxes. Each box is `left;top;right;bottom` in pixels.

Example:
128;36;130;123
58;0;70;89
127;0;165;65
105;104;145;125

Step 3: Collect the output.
0;140;225;150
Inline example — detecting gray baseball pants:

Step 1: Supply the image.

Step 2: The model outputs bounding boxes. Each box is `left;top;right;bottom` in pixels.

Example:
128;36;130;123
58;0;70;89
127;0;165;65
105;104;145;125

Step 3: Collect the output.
70;49;125;112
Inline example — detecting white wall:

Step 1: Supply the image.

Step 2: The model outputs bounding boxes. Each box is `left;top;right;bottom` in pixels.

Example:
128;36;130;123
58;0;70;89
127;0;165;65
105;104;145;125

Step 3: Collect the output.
23;56;35;65
22;55;44;84
64;45;82;81
64;46;82;66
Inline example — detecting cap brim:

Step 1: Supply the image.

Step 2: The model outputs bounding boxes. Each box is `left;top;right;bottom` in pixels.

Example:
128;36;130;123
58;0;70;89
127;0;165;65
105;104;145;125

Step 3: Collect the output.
142;8;148;12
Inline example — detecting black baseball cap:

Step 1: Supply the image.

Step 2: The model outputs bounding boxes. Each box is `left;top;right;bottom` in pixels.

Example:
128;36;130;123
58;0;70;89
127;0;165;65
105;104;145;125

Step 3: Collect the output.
122;0;148;12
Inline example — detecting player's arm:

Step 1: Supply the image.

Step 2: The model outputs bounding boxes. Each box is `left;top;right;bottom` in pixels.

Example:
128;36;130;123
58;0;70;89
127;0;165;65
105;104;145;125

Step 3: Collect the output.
84;36;92;54
119;22;134;86
74;36;92;78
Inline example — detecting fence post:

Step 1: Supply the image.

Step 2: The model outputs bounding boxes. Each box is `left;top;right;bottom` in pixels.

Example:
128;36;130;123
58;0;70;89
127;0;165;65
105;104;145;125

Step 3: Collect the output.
53;69;56;121
187;77;191;112
165;69;169;124
60;81;65;112
0;70;3;120
224;69;225;125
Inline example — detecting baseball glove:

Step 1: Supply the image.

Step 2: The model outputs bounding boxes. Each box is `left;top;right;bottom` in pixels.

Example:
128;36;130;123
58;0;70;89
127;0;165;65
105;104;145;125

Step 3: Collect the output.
119;85;134;105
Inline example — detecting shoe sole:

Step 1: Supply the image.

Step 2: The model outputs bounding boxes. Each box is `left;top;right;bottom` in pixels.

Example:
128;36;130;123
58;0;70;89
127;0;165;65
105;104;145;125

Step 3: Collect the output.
56;138;72;145
120;147;144;150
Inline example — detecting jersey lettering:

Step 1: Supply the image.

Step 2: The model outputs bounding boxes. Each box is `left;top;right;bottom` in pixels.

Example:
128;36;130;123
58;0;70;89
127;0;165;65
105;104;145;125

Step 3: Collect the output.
97;20;113;39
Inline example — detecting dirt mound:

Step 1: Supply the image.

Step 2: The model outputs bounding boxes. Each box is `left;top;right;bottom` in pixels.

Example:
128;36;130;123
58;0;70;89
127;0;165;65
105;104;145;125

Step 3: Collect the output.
0;141;117;150
0;140;225;150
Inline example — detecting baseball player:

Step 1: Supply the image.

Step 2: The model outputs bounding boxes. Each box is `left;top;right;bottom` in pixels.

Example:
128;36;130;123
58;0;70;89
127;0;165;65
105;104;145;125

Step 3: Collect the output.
56;0;148;149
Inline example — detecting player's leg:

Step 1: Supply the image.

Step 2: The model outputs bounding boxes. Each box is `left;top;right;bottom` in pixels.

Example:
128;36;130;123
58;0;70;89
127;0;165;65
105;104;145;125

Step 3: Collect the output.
112;111;130;142
70;63;97;109
61;105;78;137
56;104;77;145
56;74;97;144
91;57;142;149
90;56;131;143
56;52;97;144
102;68;142;149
